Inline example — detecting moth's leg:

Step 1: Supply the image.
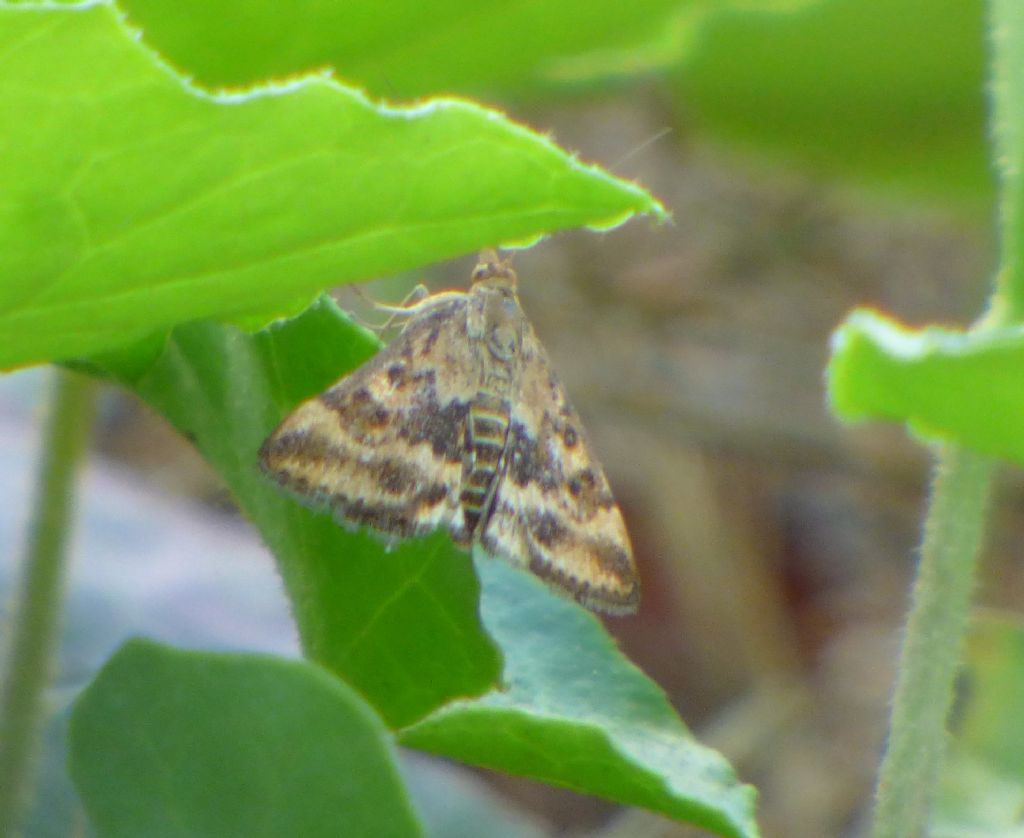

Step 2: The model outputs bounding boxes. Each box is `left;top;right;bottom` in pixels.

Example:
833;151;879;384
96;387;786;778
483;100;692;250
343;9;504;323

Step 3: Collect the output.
351;283;469;332
372;286;469;317
343;306;391;333
348;284;430;332
368;284;432;330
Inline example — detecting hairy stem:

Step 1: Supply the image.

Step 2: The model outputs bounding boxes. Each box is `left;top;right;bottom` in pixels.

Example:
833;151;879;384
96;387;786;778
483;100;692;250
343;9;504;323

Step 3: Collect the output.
871;446;995;838
0;370;98;835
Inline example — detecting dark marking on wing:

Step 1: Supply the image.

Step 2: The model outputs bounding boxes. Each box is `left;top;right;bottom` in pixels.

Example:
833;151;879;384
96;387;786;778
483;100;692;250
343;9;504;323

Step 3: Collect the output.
422;324;442;356
331;482;451;538
377;457;422;495
529;510;569;547
387;364;407;386
566;467;615;517
590;538;635;582
524;537;638;611
506;422;558;491
259;428;349;470
320;388;391;437
399;397;469;463
341;498;418;537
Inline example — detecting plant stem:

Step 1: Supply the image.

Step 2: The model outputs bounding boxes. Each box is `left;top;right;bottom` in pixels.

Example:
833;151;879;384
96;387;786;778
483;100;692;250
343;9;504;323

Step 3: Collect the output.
0;369;98;836
871;445;995;838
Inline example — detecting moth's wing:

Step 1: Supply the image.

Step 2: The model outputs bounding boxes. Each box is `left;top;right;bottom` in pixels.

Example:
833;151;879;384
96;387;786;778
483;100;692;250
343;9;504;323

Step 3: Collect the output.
260;296;473;545
480;331;639;614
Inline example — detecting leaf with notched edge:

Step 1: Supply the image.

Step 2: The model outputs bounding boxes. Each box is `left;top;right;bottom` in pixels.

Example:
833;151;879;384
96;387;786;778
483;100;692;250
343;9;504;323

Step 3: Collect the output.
0;4;665;371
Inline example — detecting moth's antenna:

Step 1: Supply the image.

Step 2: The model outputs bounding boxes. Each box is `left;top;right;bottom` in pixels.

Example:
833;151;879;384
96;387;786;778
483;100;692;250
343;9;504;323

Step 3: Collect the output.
610;126;673;172
477;248;515;269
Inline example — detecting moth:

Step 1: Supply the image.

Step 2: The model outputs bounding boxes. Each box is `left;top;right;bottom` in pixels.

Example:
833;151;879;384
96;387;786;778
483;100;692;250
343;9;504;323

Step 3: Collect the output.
259;251;639;614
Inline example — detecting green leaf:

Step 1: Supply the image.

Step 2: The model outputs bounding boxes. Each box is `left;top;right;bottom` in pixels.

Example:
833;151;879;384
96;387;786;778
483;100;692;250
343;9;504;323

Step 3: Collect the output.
0;3;665;371
934;615;1024;836
827;309;1024;463
118;0;698;97
400;557;759;838
68;638;422;838
675;0;993;205
94;297;502;729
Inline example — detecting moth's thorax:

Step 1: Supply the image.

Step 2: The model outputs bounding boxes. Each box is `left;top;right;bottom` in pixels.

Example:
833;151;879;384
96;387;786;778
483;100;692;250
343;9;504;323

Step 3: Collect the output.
483;286;523;359
466;277;525;397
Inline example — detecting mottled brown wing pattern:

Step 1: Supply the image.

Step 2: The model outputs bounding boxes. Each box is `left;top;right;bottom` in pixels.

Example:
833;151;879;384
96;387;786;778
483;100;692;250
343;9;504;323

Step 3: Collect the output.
260;251;640;615
259;296;473;545
479;322;639;614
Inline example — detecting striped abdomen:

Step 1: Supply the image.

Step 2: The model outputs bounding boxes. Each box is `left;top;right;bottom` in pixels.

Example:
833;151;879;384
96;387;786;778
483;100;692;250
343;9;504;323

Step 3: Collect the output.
460;392;511;538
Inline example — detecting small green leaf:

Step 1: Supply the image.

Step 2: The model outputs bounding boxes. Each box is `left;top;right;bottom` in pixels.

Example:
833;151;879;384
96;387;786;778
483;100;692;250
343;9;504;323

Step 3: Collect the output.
934;615;1024;835
97;297;503;728
68;638;422;838
0;3;665;371
400;557;759;838
827;309;1024;464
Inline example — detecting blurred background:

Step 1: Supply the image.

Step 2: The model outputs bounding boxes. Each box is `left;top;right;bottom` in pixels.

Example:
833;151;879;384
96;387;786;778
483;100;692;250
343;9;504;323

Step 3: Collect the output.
2;0;1013;835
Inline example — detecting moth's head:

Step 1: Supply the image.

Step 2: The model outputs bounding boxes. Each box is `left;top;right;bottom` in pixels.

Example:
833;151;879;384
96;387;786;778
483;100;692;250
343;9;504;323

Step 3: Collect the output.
470;249;517;293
